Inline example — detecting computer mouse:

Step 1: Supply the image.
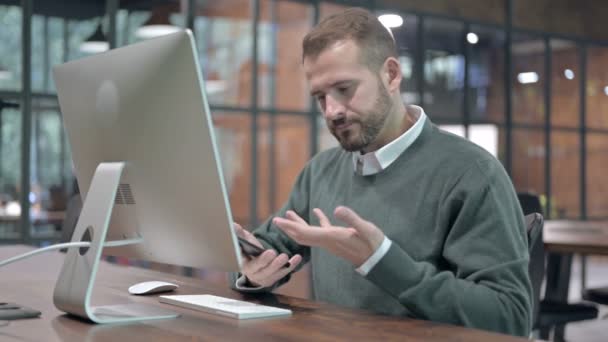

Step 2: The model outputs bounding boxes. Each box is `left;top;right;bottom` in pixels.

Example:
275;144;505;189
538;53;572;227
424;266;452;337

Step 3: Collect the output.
128;281;179;295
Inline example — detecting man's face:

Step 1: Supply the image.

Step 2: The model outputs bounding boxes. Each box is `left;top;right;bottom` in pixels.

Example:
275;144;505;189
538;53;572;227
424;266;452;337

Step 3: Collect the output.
303;40;393;152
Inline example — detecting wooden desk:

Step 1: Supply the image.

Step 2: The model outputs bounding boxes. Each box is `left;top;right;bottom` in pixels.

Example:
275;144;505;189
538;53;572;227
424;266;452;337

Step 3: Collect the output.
542;220;608;339
0;245;528;341
0;210;65;226
543;219;608;301
544;220;608;256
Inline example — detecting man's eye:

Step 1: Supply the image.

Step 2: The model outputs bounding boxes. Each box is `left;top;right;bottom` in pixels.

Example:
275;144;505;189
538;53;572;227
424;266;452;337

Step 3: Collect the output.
338;86;349;93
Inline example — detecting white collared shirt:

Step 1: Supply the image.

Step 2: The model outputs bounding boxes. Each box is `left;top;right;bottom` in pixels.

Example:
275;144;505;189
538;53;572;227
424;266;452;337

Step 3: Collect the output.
354;106;426;276
352;106;427;176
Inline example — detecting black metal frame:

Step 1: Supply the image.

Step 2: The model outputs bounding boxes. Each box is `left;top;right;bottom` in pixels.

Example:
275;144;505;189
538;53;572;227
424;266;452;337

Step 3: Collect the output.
19;0;32;244
504;0;513;176
543;36;552;218
579;44;587;220
462;22;471;139
249;0;260;226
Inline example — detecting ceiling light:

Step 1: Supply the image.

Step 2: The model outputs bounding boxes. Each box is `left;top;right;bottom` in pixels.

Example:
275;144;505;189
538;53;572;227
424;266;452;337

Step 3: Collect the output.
5;201;20;216
466;32;479;44
136;9;180;40
80;23;109;54
517;72;539;84
378;14;403;29
564;69;574;80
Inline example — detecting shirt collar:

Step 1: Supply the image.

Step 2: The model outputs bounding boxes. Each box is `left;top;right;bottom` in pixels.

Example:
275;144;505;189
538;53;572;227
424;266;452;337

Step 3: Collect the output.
352;106;427;176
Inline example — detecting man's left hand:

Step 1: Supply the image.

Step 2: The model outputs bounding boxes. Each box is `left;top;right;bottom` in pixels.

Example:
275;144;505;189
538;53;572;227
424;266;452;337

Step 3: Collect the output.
272;206;385;267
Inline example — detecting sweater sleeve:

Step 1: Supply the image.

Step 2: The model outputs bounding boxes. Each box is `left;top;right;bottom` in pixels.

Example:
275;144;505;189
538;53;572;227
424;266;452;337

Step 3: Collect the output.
365;158;532;337
230;161;313;292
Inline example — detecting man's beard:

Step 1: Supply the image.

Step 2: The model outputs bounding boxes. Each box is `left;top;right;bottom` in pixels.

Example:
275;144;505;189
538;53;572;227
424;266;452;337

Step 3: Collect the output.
329;80;393;152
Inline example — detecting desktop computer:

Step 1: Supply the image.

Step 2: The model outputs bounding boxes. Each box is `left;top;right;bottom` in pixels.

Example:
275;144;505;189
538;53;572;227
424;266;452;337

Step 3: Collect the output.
52;29;243;323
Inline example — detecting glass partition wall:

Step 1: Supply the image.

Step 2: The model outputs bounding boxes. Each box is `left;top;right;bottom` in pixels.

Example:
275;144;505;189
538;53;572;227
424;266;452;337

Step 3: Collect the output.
2;0;608;290
0;4;23;241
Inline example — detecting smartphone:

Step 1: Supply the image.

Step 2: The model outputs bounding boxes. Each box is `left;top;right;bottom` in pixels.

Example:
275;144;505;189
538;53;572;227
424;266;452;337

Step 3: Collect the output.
237;237;290;268
237;237;265;258
0;302;41;320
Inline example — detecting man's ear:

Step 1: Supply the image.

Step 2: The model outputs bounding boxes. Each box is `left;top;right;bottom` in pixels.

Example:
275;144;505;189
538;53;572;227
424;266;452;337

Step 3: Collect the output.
383;57;402;94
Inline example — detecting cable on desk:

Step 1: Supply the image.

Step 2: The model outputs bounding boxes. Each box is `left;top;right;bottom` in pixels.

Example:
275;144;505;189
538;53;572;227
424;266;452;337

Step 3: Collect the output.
0;238;143;268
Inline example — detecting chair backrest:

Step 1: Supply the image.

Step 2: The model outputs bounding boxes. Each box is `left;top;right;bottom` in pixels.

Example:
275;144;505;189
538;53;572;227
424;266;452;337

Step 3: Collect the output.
525;212;545;327
518;192;543;216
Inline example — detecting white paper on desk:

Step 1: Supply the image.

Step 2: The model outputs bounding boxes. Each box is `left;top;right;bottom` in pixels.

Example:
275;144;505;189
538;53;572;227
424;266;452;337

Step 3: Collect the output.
159;294;292;320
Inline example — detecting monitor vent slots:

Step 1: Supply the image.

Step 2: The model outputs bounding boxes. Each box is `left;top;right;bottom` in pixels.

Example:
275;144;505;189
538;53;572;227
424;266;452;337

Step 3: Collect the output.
114;183;135;205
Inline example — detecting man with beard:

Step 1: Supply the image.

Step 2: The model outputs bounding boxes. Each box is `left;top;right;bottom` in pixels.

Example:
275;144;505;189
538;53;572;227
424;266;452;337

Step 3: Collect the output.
233;7;531;337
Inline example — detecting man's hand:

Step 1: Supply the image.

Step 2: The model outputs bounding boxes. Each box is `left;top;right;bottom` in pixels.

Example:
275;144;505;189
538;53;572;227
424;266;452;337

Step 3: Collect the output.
272;206;384;267
233;223;302;288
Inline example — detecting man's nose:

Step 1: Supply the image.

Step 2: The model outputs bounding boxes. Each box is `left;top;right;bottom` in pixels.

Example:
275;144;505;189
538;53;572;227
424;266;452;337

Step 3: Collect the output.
323;94;345;120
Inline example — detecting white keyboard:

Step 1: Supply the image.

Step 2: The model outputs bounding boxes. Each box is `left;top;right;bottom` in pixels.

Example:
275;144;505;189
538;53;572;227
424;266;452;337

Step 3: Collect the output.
159;294;292;320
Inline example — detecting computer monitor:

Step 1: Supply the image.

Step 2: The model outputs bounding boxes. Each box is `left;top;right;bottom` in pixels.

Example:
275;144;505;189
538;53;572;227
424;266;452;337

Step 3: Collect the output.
52;29;242;324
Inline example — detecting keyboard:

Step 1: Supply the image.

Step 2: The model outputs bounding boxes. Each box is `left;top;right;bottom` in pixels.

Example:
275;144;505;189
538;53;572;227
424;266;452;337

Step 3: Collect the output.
159;294;292;320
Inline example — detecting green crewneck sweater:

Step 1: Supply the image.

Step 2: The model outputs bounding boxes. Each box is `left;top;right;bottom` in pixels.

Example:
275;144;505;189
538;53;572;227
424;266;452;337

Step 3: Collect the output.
246;118;532;336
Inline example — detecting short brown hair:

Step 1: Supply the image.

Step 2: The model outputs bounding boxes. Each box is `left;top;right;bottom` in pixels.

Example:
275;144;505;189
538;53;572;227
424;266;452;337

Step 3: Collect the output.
302;7;397;71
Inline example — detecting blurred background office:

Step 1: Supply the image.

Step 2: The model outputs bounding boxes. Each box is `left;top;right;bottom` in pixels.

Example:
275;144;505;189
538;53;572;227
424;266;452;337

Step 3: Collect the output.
0;0;607;339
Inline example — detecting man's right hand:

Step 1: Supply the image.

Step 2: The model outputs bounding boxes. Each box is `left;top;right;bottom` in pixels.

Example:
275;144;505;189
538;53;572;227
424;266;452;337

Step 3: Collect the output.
233;222;303;288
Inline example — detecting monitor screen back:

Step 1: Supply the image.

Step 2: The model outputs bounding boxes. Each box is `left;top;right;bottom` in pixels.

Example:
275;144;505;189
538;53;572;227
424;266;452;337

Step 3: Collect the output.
53;30;242;272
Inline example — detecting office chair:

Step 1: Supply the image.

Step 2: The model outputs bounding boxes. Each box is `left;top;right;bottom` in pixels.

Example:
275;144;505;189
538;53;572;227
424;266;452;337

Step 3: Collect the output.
578;225;608;315
581;285;608;315
526;212;545;327
517;192;598;341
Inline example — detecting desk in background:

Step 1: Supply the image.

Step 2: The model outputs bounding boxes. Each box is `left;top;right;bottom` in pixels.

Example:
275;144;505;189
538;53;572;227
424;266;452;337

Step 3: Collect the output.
0;210;65;244
543;220;608;301
544;220;608;256
0;245;530;341
542;220;608;338
0;210;65;225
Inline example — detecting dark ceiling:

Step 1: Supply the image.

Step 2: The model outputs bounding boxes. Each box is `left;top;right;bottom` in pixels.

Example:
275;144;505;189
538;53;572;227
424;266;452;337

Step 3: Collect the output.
0;0;180;20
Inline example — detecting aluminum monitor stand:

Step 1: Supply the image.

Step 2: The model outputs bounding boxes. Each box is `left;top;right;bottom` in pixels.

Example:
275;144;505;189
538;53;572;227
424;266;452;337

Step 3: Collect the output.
53;162;179;324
